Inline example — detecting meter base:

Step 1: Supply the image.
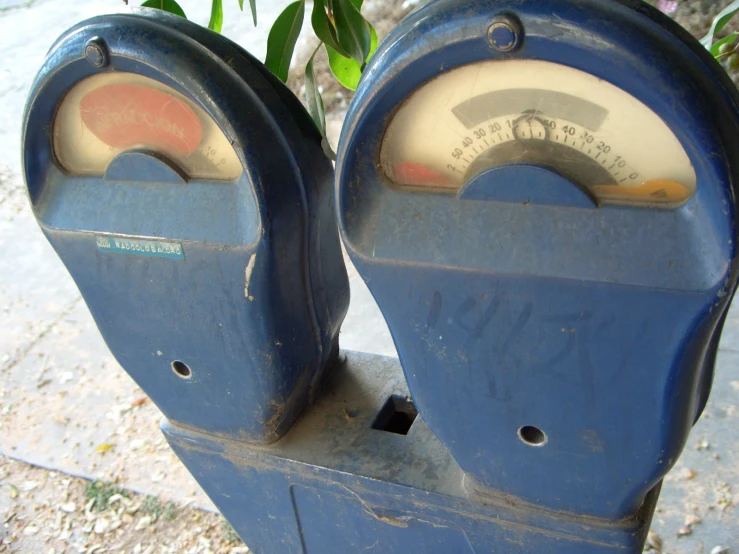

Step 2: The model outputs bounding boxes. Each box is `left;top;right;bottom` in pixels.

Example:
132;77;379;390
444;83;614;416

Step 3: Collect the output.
163;351;656;553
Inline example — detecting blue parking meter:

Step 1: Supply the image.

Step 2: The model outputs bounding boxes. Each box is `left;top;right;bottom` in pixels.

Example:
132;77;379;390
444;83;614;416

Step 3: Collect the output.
22;9;350;442
21;1;739;553
337;0;739;536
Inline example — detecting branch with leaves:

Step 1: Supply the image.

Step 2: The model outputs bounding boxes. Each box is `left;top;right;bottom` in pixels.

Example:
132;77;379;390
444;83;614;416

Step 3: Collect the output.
138;0;377;156
699;1;739;70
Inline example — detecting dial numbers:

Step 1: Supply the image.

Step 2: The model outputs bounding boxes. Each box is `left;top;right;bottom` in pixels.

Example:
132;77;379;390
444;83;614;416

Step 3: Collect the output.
381;60;696;206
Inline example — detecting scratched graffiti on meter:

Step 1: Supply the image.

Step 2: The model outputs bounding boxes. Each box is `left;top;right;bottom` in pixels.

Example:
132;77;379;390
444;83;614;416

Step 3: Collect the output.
53;73;242;181
381;60;696;206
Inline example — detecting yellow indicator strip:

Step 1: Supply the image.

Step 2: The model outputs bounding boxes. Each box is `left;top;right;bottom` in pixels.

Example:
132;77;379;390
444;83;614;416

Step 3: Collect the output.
591;179;693;205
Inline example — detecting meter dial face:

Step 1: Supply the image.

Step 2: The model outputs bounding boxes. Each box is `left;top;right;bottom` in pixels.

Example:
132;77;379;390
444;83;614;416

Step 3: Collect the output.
380;60;696;206
54;72;242;181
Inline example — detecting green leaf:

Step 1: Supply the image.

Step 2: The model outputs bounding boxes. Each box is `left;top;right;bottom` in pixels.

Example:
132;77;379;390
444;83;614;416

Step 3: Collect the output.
208;0;224;33
311;0;347;56
141;0;187;18
305;45;336;160
304;46;326;137
265;0;306;82
238;0;257;25
701;0;739;48
330;0;371;64
712;32;739;57
327;23;377;90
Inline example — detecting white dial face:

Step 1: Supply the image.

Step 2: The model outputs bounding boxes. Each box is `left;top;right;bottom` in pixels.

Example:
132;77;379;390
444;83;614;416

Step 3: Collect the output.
54;72;242;181
380;60;696;206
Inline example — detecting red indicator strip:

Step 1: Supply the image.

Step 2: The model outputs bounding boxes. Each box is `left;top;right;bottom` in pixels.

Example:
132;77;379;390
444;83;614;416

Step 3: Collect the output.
80;84;203;155
393;162;452;187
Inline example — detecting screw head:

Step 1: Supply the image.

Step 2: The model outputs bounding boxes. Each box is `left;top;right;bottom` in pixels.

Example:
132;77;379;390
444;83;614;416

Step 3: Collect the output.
84;37;108;67
487;16;523;52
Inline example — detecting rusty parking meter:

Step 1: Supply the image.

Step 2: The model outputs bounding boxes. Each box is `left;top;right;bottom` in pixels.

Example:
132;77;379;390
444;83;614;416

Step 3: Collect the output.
22;1;739;553
22;9;350;442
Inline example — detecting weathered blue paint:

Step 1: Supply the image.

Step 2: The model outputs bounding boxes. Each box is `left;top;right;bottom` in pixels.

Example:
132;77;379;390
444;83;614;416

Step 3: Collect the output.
22;9;350;442
21;1;739;553
104;151;188;184
165;351;658;554
458;165;598;207
337;0;739;528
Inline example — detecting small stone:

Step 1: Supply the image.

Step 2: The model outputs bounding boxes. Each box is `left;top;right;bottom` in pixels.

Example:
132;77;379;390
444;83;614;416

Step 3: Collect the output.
59;502;76;513
134;515;152;530
59;371;74;384
696;438;710;451
20;481;39;491
93;517;110;534
23;525;39;535
107;494;124;507
676;526;692;537
108;520;122;532
679;467;697;480
684;514;702;526
710;547;730;554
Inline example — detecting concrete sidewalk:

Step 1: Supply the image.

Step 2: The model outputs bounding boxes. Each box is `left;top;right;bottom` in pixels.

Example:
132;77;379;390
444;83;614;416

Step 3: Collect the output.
0;1;736;553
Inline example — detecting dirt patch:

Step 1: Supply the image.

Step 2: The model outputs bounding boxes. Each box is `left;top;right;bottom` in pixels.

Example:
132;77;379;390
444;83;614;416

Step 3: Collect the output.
0;454;247;554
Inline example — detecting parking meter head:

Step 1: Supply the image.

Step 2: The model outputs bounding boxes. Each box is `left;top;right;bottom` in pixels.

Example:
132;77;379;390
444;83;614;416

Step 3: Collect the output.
22;10;350;442
336;0;739;518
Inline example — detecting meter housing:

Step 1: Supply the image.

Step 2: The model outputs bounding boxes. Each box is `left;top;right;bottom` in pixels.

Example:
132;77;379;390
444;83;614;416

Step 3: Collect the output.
23;10;350;442
337;0;739;520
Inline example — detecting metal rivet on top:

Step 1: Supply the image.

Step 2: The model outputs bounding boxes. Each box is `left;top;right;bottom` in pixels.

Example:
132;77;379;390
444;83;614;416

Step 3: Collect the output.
84;37;109;67
487;16;523;52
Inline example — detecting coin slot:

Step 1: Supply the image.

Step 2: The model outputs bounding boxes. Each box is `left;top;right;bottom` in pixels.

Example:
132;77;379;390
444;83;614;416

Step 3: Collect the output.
171;360;192;380
372;395;418;435
518;425;547;446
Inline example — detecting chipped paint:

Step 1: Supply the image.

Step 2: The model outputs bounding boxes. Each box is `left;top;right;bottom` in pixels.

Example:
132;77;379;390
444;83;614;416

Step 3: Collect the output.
244;254;257;301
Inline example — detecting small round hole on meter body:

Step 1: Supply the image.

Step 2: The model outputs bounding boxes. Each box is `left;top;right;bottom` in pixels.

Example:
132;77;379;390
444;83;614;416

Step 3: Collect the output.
53;72;242;181
171;360;193;380
518;425;547;447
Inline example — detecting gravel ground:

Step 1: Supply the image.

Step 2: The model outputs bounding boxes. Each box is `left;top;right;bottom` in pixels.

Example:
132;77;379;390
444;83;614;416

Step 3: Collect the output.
0;455;247;553
1;1;738;554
